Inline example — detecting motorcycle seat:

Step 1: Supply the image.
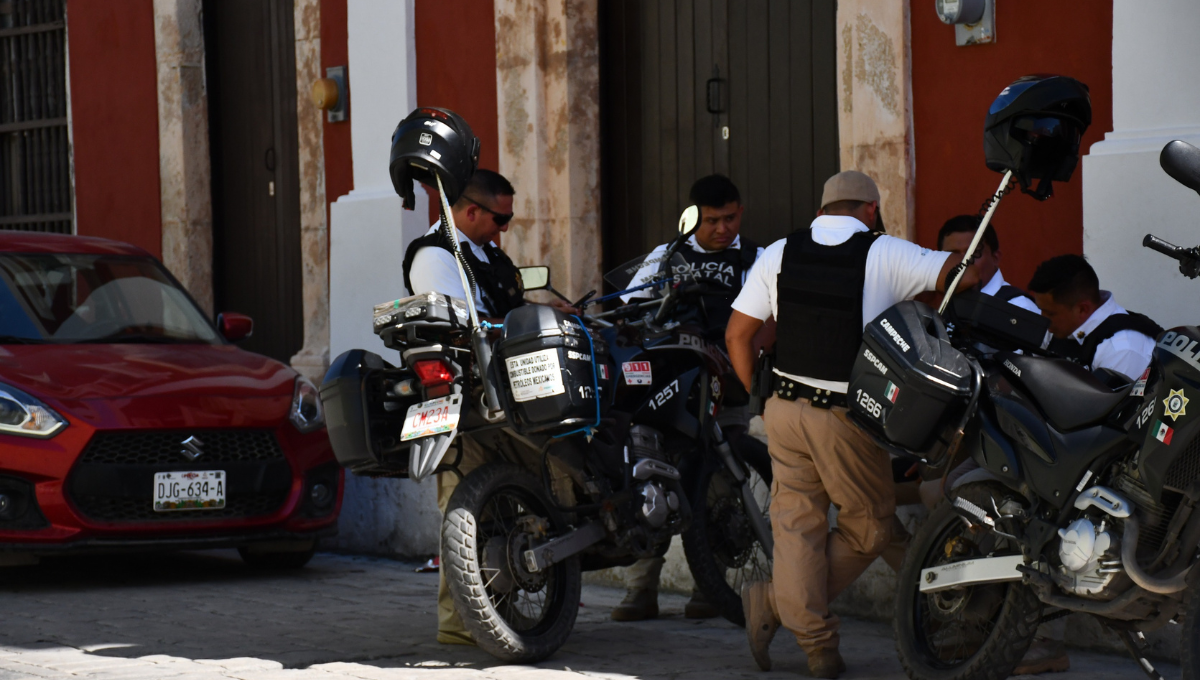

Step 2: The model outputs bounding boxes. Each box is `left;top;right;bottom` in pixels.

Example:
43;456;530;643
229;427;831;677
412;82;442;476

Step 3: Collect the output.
998;353;1132;431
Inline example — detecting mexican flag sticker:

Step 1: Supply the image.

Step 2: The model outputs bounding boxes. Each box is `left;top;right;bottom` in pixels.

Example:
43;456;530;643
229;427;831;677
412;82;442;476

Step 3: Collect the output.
1155;419;1174;445
885;381;899;403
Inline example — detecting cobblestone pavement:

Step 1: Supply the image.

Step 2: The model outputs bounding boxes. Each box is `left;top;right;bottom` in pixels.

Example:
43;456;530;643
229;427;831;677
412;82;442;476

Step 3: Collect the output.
0;551;1178;679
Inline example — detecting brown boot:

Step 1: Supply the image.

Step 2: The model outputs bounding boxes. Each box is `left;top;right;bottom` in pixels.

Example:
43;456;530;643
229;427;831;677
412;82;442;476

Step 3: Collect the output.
807;647;846;679
1012;638;1070;675
684;589;720;619
611;588;658;621
742;581;779;671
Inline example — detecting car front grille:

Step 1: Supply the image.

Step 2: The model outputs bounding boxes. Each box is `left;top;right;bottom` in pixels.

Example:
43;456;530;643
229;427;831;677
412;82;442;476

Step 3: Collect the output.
68;430;292;523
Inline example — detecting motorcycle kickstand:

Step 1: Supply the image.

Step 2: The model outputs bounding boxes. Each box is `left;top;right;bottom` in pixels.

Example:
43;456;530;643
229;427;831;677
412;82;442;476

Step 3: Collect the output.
1114;627;1165;680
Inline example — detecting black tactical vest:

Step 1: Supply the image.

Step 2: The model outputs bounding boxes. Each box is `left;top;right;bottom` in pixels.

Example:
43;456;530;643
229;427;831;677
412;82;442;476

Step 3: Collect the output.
775;228;881;382
676;238;759;345
401;229;525;318
1050;311;1163;370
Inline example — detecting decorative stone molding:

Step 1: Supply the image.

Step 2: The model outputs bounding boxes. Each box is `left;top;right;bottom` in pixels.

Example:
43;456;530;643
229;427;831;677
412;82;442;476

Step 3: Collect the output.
153;0;213;314
494;0;602;299
835;2;915;241
289;0;330;382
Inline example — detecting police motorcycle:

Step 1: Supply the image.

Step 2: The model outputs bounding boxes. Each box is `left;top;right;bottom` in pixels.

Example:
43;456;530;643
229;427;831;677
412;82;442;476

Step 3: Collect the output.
318;107;772;663
850;75;1200;680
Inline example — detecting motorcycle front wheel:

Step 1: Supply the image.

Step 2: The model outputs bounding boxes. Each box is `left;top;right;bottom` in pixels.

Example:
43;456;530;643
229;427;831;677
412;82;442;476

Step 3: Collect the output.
894;482;1041;680
682;457;773;626
442;463;581;663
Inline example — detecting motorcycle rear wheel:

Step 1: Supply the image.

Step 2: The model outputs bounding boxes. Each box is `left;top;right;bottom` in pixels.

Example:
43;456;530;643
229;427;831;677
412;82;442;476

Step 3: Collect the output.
1179;564;1200;679
894;482;1041;680
682;458;772;626
442;463;581;663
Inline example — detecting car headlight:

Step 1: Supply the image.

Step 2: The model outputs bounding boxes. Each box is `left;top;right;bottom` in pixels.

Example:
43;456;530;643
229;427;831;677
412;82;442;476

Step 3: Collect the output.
0;383;67;438
289;376;325;433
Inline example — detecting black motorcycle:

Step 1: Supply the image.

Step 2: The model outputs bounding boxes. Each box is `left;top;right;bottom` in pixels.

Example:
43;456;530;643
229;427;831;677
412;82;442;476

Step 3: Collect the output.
849;141;1200;680
320;203;771;663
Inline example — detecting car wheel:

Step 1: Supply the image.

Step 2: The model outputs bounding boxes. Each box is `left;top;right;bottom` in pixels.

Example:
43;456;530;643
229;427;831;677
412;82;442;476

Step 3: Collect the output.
237;541;316;569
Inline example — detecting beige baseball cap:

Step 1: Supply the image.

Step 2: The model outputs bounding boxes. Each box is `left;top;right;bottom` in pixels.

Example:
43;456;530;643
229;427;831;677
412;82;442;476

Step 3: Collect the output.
820;170;880;209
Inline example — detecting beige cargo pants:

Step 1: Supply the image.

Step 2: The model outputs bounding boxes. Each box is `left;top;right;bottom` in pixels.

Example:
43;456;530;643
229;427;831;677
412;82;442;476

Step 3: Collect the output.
762;395;894;653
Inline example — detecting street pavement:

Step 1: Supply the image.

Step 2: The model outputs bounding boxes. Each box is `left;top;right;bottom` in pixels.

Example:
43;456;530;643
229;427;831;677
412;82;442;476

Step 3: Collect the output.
0;551;1178;679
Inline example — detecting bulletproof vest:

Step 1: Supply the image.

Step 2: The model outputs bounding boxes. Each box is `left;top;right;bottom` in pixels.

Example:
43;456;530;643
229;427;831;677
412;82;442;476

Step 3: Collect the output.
401;229;525;318
1050;311;1163;370
676;238;759;345
775;228;881;382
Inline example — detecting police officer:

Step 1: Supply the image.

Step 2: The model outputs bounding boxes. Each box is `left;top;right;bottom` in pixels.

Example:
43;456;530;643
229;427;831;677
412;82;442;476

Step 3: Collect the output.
938;214;1039;313
1030;254;1161;380
612;174;766;622
726;171;979;679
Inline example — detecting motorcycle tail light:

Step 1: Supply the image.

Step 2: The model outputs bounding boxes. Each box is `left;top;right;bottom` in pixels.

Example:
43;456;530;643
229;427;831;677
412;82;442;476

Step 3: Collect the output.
413;359;454;388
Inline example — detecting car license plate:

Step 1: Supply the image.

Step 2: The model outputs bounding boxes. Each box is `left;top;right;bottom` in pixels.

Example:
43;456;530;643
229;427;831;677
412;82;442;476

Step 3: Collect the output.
401;395;462;441
153;470;226;512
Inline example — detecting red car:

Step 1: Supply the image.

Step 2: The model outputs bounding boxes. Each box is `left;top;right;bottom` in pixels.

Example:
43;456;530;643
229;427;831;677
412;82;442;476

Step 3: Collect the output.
0;231;341;566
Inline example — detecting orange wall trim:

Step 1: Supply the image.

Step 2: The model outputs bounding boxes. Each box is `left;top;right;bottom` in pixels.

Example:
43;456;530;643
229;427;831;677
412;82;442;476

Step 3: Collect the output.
911;2;1113;289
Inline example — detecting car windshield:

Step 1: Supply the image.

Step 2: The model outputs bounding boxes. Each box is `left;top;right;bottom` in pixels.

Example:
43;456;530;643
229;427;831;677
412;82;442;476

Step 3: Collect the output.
0;252;220;344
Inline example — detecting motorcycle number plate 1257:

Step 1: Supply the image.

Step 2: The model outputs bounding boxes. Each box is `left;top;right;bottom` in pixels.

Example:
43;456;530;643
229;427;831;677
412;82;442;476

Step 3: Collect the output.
154;470;226;512
401;394;463;441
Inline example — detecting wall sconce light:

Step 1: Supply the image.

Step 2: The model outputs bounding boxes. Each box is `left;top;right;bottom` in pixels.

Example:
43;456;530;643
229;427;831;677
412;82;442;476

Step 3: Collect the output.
311;65;349;123
935;0;995;46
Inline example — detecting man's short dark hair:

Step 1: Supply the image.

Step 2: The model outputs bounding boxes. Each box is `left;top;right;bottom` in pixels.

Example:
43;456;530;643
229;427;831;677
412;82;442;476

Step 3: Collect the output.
689;174;740;208
458;169;515;206
937;214;1000;253
1027;254;1102;306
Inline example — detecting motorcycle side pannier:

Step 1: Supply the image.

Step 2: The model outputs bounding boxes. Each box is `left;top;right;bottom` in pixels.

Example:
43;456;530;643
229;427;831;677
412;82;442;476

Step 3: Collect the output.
319;349;410;476
493;305;602;436
848;301;973;458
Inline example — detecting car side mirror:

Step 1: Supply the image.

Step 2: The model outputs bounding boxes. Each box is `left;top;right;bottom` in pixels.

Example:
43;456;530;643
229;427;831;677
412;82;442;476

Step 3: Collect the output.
217;312;253;342
519;266;550;291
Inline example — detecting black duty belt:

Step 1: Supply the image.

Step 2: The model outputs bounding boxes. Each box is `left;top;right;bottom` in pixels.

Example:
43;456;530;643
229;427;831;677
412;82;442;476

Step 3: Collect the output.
772;376;847;409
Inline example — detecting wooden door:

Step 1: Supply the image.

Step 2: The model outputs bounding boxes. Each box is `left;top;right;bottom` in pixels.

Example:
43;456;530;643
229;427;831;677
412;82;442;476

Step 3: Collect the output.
600;0;839;271
204;0;302;363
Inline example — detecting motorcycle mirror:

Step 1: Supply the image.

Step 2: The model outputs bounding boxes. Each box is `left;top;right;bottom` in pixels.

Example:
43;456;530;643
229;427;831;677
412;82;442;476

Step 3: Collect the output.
519;266;550;291
678;205;700;236
1160;140;1200;198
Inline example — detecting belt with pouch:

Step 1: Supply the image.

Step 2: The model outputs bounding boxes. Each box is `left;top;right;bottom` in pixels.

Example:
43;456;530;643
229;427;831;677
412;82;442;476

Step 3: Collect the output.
772;376;847;409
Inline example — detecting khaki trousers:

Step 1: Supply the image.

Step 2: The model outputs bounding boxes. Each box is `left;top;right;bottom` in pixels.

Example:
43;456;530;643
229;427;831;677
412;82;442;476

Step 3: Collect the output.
763;395;894;653
436;433;489;642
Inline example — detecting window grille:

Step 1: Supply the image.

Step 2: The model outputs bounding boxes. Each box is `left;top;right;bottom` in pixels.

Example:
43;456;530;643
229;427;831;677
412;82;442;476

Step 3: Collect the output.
0;0;69;234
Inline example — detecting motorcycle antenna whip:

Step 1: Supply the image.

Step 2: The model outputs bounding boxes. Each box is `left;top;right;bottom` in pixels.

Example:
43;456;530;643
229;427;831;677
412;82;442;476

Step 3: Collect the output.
939;169;1013;314
435;173;504;417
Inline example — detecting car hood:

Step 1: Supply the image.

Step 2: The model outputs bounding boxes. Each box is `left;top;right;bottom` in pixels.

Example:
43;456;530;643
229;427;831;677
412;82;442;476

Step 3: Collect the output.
0;344;296;401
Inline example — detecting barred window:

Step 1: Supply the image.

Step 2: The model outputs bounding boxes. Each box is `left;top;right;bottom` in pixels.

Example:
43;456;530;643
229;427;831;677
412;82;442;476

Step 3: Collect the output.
0;0;69;234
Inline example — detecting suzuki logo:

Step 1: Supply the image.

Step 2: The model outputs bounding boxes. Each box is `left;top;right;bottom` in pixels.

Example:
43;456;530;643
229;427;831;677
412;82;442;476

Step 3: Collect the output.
180;435;205;461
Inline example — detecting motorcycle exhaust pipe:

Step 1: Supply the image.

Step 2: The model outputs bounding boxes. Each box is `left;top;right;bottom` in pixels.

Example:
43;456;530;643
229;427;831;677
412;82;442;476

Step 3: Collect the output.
1122;515;1190;594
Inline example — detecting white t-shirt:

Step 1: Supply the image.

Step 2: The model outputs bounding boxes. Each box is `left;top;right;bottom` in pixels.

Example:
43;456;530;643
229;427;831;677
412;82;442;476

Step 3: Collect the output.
407;223;493;315
620;235;765;302
732;214;951;392
1065;291;1156;381
980;269;1040;313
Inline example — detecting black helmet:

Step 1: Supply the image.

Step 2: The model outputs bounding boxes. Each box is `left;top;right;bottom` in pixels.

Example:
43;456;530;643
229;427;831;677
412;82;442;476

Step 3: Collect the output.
389;107;480;210
983;75;1091;200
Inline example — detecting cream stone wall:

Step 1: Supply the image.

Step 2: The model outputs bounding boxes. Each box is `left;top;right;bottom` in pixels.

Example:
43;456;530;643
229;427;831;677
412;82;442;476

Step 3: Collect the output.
494;0;602;300
153;0;213;314
835;1;915;241
290;0;330;382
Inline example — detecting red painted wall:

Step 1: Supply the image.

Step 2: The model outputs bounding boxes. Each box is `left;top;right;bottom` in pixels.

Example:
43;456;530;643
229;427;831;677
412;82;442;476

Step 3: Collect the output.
414;0;500;225
911;2;1113;290
321;0;353;222
67;0;162;257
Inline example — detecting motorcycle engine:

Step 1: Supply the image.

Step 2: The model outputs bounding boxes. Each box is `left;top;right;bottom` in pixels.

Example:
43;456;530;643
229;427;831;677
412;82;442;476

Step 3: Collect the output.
627;425;681;529
1053;516;1124;597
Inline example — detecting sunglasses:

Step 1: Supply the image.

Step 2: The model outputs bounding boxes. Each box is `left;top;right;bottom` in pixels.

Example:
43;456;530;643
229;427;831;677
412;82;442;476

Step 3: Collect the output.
464;197;514;226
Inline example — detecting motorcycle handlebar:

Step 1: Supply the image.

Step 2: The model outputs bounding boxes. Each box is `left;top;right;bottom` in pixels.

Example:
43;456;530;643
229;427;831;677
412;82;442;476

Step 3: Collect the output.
1144;234;1184;258
1144;233;1200;279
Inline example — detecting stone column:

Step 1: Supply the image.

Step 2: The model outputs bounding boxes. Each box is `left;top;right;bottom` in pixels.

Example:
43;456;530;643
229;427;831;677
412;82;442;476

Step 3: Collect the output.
289;0;330;383
1083;0;1200;328
494;0;602;300
153;0;213;314
835;1;915;241
328;0;438;557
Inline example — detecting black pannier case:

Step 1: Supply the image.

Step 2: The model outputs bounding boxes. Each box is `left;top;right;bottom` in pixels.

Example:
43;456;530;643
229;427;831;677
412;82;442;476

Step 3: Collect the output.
948;290;1052;353
849;301;973;455
320;349;410;476
494;305;604;436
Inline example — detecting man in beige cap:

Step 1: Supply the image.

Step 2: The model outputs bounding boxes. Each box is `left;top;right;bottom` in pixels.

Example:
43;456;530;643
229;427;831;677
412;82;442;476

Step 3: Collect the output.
725;170;979;678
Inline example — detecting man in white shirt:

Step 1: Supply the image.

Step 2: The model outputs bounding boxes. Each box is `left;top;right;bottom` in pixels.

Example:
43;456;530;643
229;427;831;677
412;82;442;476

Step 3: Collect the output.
1028;254;1161;381
726;171;978;679
937;214;1039;314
